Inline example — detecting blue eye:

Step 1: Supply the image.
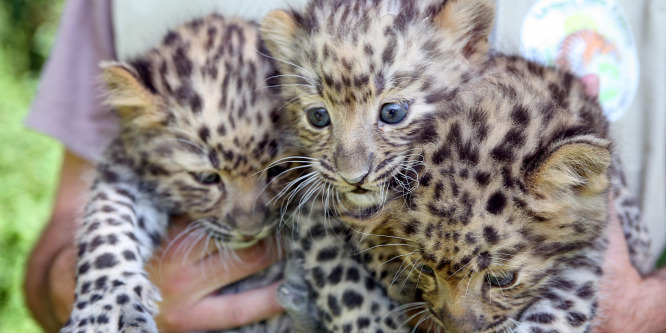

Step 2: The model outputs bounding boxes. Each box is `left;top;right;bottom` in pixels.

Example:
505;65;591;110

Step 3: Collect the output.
380;102;408;124
307;107;331;128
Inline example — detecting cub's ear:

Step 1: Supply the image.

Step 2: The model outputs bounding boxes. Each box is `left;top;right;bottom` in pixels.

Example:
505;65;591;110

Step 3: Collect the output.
527;137;612;198
101;61;164;127
260;9;298;62
432;0;495;62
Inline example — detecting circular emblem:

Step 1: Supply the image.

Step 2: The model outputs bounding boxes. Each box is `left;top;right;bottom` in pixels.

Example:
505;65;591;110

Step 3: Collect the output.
521;0;639;121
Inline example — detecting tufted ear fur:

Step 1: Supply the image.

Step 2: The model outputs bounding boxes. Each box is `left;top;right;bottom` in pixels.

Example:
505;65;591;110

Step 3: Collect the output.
101;62;165;128
527;138;612;199
260;10;298;63
432;0;496;62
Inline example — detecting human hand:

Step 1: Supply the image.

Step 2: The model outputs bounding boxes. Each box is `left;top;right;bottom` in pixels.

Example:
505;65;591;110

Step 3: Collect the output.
593;194;666;333
46;217;284;332
148;217;284;332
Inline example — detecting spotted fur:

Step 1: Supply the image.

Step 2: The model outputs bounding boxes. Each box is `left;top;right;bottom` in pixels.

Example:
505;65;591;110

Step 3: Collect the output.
261;0;495;213
61;15;294;333
261;1;651;331
356;55;653;333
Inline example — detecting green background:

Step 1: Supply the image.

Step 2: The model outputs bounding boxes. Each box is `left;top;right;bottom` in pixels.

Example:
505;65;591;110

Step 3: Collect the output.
0;0;64;331
0;1;664;332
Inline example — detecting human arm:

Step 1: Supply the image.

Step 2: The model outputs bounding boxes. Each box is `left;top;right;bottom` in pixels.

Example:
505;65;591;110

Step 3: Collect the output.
23;149;284;332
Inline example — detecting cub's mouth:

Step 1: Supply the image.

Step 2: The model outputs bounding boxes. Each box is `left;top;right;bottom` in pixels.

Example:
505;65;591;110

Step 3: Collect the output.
343;187;386;209
206;223;276;250
351;187;369;194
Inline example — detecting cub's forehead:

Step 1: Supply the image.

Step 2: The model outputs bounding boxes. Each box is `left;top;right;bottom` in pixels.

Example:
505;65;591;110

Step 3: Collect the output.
298;0;439;34
131;15;284;172
129;15;278;121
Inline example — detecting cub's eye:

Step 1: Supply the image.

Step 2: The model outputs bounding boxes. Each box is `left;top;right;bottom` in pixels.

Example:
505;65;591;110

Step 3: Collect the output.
379;102;408;124
485;271;517;288
417;264;435;275
266;164;287;179
307;107;331;128
194;172;221;185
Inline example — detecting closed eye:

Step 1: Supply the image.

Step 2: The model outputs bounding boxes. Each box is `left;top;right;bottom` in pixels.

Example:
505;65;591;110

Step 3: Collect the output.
193;172;221;185
485;270;517;288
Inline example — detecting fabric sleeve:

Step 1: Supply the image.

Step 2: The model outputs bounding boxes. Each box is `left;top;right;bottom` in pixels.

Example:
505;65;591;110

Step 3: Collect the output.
24;0;117;162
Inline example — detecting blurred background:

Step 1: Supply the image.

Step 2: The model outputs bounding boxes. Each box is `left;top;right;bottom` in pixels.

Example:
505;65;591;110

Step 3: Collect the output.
0;0;64;331
0;0;664;332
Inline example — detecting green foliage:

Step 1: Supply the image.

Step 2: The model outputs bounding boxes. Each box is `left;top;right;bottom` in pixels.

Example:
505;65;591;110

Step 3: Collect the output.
0;0;64;331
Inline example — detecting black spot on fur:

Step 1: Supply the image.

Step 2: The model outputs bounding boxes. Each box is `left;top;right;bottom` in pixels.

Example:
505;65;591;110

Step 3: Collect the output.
483;226;499;245
122;250;137;261
78;262;91;275
316;247;338;262
475;171;491;186
328;265;343;284
116;294;130;305
403;220;420;235
94;276;107;290
94;253;118;269
486;191;507;215
345;267;360;282
524;312;555;324
567;311;587;327
328;295;342;316
341;290;364;309
576;282;595;299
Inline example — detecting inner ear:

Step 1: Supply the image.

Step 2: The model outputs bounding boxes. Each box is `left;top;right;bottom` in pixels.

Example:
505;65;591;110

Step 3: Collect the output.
432;0;495;61
101;61;164;127
527;139;612;197
260;10;298;62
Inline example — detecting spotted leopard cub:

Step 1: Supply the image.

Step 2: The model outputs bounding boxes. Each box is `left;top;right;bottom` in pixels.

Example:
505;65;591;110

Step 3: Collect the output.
61;15;291;333
261;0;495;216
367;56;652;333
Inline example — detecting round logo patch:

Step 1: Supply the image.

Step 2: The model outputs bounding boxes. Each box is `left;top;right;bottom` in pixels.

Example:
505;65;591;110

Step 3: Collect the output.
521;0;639;121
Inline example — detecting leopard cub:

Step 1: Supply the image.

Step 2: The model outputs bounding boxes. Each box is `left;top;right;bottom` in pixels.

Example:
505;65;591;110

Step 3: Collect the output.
363;55;652;333
261;0;495;216
61;15;292;333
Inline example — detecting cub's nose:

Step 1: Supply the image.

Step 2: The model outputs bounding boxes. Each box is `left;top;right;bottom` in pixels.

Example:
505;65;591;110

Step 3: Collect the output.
339;171;369;186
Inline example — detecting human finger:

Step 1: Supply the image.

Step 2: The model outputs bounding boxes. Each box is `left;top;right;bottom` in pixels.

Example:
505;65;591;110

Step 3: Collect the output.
156;281;284;332
147;237;280;305
581;73;600;98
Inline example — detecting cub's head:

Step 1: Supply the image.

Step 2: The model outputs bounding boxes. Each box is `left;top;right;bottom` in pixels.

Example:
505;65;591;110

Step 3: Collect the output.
260;0;495;212
381;78;612;332
103;15;288;248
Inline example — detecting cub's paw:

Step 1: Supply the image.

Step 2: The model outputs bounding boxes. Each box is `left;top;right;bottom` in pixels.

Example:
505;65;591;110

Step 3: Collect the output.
60;301;158;333
279;257;312;314
278;258;323;332
117;304;159;333
277;282;310;314
62;278;161;333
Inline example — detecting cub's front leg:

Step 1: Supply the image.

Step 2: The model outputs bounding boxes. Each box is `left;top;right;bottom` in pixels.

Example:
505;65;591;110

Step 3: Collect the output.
284;208;408;333
61;174;168;333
